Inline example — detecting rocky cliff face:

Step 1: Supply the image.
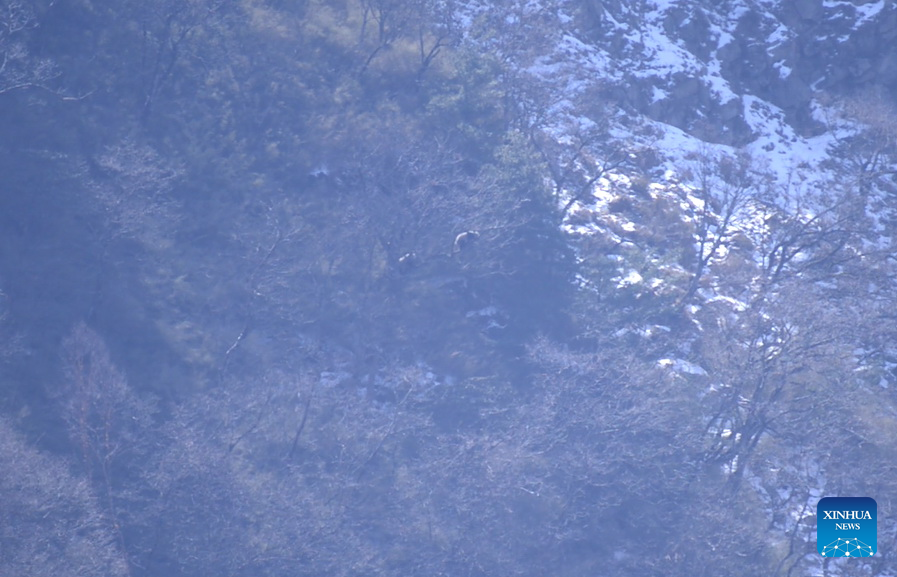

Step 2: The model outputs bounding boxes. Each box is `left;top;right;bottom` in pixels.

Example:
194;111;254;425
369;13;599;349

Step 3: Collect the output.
571;0;897;145
460;0;897;251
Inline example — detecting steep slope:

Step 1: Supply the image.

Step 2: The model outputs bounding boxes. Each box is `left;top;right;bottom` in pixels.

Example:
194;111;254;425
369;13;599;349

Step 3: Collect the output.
1;1;895;575
458;0;897;574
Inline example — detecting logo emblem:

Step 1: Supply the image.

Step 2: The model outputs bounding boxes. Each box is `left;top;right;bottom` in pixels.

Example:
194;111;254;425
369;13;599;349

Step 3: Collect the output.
817;497;877;557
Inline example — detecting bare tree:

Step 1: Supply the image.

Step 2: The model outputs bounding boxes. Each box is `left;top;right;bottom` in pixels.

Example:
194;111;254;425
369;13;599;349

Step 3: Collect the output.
676;149;758;304
90;139;183;250
0;417;129;577
60;322;155;576
832;89;897;195
0;0;60;95
129;0;225;120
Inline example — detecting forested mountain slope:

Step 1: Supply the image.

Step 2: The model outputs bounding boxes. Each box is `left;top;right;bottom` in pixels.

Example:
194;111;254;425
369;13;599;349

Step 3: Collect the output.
1;1;896;575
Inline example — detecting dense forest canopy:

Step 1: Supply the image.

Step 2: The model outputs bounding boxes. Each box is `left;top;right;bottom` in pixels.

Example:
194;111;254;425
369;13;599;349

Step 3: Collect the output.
2;1;897;576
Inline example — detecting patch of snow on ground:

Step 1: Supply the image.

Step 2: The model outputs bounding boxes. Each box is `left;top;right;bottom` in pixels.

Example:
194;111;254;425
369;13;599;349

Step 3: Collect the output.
824;0;887;28
856;0;887;26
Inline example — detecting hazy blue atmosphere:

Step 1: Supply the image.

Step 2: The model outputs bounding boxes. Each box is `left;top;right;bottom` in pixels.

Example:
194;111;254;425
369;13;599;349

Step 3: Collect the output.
2;0;897;575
